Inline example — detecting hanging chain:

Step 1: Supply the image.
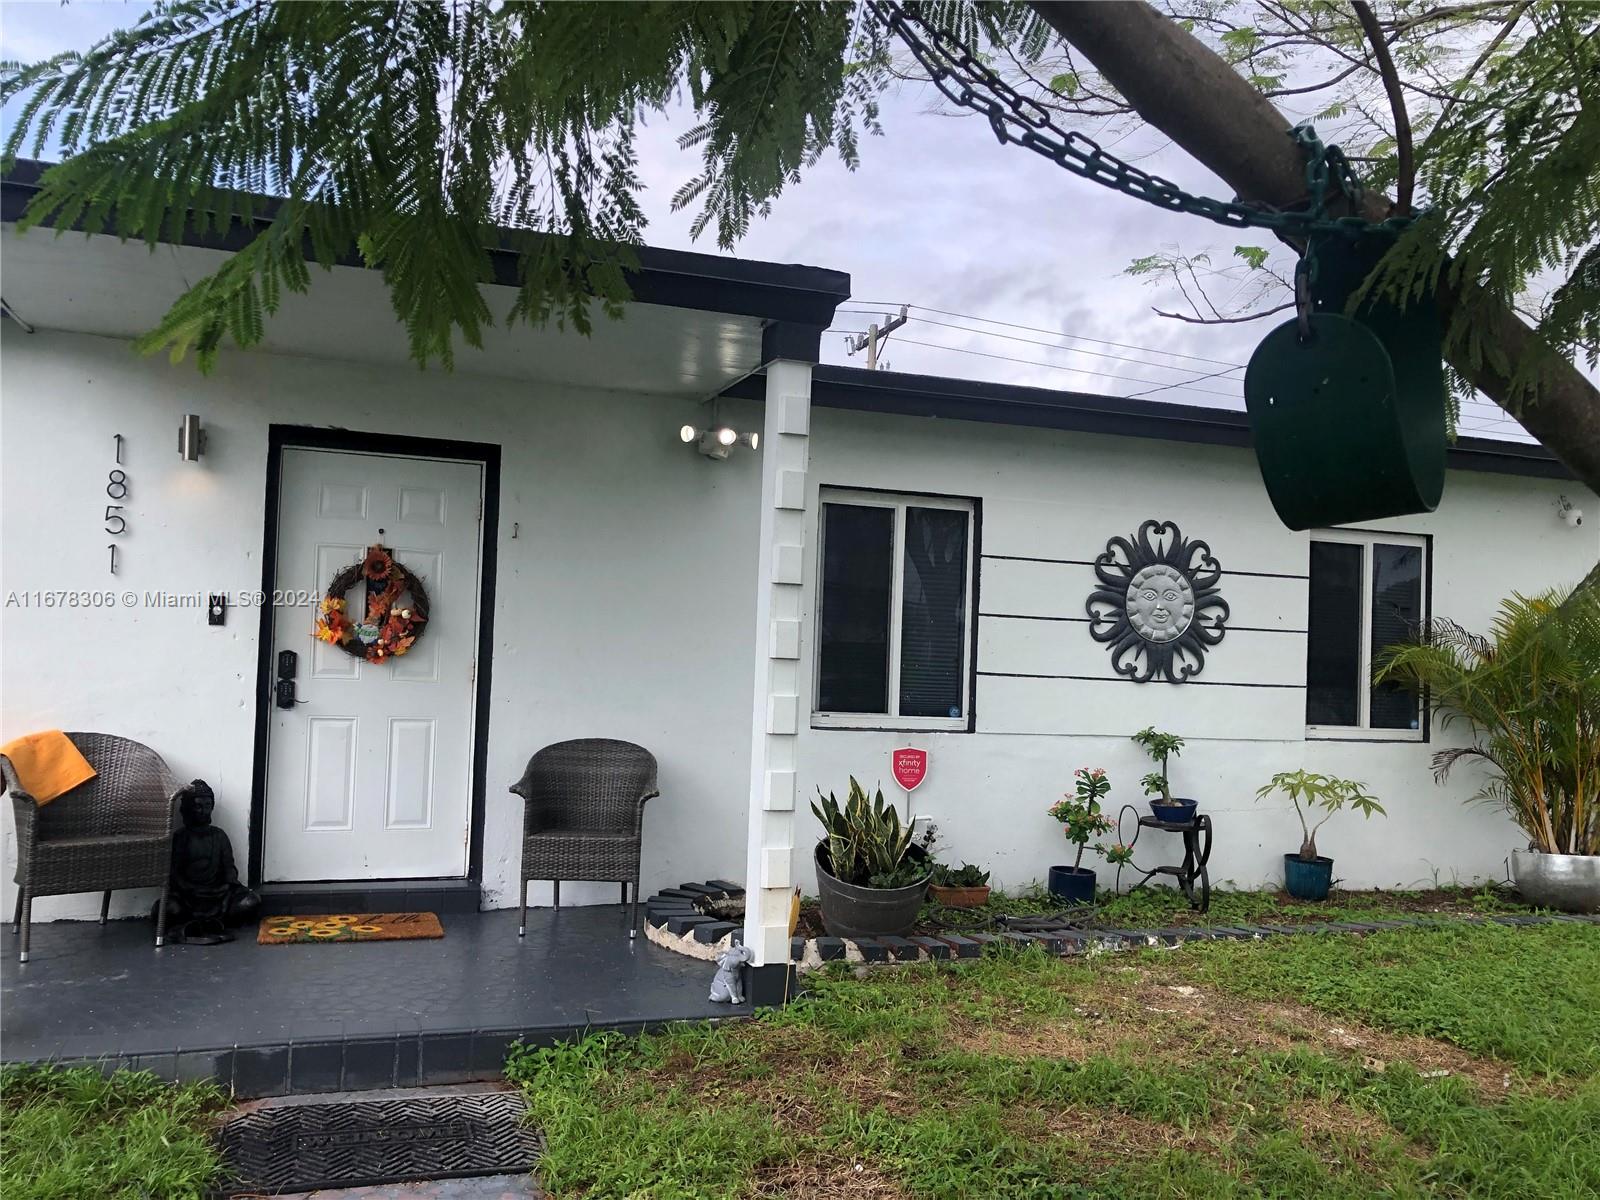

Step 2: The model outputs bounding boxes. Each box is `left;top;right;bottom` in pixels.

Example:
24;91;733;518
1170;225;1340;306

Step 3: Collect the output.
871;0;1415;240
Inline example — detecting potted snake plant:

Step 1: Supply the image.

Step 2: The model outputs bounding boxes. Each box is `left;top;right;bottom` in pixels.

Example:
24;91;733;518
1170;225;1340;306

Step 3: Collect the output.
812;778;931;939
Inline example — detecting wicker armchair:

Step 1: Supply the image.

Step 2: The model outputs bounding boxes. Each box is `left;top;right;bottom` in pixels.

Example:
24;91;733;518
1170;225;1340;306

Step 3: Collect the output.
510;739;658;939
3;733;178;963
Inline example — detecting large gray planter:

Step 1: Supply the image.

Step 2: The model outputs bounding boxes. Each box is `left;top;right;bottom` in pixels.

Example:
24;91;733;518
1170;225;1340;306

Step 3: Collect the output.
1510;850;1600;913
814;843;930;939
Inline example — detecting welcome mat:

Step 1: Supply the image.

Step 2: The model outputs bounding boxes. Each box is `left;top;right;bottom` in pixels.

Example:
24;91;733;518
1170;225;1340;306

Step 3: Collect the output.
216;1090;542;1194
257;912;444;944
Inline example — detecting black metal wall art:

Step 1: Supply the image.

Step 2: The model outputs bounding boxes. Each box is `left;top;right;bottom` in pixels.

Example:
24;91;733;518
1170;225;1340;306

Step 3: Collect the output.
1086;520;1229;683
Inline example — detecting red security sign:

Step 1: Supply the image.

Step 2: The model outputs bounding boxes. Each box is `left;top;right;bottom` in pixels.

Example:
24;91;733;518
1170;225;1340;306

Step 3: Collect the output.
892;747;928;793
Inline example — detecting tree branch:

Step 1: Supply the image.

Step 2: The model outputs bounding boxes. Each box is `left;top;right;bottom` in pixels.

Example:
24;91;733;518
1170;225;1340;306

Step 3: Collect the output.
1029;0;1600;494
1153;301;1293;324
1352;0;1414;213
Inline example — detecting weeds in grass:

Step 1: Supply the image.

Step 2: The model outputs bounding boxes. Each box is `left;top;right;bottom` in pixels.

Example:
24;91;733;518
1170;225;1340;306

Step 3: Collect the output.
0;1065;224;1200
1187;923;1600;1076
510;923;1600;1199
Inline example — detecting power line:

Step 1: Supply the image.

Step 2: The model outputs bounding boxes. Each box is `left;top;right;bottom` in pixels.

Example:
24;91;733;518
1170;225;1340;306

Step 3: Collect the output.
1123;363;1244;399
888;336;1243;399
840;304;1254;397
844;303;1251;370
864;312;1246;379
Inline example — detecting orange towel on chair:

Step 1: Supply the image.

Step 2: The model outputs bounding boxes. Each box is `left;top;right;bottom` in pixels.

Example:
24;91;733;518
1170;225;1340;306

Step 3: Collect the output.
0;730;97;804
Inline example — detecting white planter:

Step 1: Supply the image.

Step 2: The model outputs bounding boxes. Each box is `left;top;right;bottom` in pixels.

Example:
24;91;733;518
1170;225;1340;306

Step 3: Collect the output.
1510;850;1600;913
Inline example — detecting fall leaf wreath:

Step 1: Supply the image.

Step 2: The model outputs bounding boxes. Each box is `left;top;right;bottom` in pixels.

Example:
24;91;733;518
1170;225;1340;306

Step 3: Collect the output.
313;544;430;663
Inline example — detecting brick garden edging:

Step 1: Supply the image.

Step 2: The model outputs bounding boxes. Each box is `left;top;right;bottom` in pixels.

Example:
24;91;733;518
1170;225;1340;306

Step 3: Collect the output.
644;881;1600;972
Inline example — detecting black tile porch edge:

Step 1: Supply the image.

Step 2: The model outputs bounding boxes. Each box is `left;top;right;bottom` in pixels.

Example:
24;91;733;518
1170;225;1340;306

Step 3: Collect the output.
22;1012;754;1098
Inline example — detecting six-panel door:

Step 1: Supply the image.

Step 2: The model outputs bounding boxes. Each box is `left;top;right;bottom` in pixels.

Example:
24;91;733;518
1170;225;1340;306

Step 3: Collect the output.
263;448;484;882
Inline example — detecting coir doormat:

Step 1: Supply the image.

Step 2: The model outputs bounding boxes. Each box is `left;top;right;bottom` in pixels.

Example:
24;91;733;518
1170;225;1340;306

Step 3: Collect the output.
215;1090;542;1194
257;912;444;944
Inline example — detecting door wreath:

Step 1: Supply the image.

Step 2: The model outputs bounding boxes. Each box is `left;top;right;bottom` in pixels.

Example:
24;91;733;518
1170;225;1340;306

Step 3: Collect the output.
313;544;430;663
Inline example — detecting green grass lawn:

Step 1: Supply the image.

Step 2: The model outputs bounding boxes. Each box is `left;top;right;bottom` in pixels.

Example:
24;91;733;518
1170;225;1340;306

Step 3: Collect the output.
0;1065;225;1200
508;920;1600;1199
5;908;1594;1199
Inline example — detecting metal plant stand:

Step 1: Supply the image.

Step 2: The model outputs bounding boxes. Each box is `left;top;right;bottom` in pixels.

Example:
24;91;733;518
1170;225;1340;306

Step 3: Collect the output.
1115;805;1213;913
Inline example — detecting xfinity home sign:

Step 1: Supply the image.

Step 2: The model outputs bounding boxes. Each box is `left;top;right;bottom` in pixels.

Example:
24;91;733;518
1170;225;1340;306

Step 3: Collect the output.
892;747;928;793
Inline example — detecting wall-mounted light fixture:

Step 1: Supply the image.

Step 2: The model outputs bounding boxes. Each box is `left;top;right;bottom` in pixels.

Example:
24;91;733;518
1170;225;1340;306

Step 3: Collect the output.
679;424;758;461
178;414;207;462
1556;495;1584;528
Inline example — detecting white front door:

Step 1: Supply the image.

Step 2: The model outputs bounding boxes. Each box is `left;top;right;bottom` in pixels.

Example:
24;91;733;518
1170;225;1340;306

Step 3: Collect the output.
263;447;485;882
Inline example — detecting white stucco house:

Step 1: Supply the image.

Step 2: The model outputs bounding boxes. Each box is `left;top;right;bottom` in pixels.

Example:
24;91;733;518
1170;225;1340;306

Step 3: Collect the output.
3;160;1595;998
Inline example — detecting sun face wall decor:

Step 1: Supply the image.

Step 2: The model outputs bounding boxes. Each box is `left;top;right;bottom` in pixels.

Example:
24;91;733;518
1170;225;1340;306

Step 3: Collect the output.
1086;520;1229;683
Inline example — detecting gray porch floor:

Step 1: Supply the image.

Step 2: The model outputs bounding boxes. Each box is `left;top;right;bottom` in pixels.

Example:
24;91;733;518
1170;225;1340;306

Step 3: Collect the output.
1;906;745;1097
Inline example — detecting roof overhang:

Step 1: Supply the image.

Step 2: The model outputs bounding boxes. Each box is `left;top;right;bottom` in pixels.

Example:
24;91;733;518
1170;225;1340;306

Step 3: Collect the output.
724;364;1573;481
1;160;850;396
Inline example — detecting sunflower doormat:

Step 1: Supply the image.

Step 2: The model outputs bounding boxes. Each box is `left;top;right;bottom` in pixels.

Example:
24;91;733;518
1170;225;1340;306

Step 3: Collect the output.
257;912;444;945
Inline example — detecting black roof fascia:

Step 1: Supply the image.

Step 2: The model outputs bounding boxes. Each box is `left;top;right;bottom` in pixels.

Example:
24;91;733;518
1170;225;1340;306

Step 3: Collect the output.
0;159;850;333
722;364;1573;481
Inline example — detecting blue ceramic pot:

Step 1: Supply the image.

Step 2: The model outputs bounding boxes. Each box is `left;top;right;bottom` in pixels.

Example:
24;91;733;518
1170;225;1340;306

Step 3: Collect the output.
1048;864;1096;904
1283;854;1333;900
1149;797;1198;823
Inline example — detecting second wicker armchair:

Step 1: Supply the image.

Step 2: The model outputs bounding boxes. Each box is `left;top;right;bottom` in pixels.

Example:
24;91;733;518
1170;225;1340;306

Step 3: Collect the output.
509;738;658;939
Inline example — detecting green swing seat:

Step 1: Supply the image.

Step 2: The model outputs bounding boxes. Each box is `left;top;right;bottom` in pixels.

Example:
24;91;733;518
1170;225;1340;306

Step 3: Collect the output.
1243;235;1447;531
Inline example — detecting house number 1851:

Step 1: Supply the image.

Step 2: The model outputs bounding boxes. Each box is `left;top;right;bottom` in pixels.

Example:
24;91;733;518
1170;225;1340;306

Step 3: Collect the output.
105;433;128;574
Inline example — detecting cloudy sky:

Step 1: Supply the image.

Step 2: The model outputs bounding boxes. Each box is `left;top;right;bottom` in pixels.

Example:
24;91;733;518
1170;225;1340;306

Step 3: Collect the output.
0;1;1531;440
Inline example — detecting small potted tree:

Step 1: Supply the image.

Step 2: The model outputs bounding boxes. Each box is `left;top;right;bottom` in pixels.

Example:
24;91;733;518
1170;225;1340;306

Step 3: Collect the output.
1046;767;1116;903
1255;770;1386;900
812;778;931;938
1131;726;1195;822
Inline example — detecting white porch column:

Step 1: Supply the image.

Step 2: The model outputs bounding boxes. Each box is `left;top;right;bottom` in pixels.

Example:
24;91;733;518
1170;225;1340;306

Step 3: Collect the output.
742;359;812;967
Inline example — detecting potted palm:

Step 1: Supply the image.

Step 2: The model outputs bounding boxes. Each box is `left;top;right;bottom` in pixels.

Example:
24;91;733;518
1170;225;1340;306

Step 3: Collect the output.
1255;770;1386;900
811;778;931;938
1131;726;1195;822
1046;767;1116;903
1378;587;1600;912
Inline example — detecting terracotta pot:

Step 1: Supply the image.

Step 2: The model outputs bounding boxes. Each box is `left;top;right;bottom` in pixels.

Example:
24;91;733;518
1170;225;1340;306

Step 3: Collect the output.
928;883;991;909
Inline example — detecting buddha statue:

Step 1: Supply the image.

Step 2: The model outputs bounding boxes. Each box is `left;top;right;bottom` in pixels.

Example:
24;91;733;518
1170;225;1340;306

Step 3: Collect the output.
153;780;261;944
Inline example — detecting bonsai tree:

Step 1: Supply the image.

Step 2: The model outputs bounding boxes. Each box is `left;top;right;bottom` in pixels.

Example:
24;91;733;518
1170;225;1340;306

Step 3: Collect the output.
1048;767;1116;869
1377;587;1600;858
1255;770;1386;862
1131;726;1185;803
811;777;923;888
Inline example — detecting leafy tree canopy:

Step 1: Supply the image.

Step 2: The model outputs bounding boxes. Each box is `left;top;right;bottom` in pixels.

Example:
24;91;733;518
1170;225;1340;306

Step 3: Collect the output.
3;1;888;367
0;0;1593;430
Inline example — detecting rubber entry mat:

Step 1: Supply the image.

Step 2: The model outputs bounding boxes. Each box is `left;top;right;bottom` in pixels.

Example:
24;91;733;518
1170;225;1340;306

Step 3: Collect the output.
215;1091;542;1193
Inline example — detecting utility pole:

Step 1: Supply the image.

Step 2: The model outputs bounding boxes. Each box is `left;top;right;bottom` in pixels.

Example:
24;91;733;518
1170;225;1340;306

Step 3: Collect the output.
847;304;908;370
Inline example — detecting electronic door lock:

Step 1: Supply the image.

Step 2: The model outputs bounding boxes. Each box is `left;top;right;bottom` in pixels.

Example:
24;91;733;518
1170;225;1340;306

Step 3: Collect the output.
274;649;299;709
